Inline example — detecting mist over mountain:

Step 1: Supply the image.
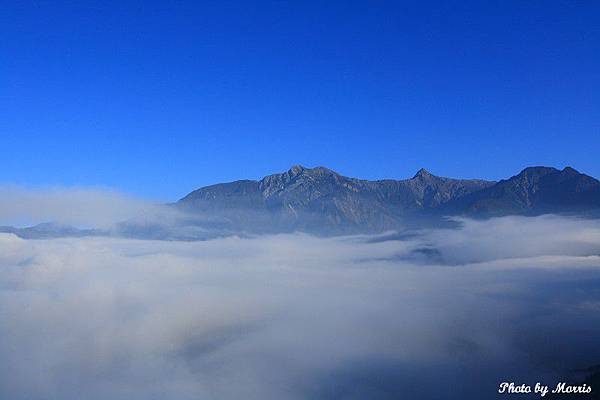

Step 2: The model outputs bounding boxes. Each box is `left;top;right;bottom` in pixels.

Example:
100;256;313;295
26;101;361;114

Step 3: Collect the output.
1;165;598;240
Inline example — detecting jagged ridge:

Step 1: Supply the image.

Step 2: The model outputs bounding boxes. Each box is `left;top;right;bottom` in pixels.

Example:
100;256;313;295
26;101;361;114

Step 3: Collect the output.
177;165;495;233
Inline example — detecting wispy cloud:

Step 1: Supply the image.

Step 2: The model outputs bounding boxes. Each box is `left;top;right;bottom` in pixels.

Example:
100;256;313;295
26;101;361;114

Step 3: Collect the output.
0;186;170;228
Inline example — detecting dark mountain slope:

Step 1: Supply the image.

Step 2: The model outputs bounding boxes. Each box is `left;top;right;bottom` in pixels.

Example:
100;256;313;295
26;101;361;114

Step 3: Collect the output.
443;166;600;215
177;165;494;234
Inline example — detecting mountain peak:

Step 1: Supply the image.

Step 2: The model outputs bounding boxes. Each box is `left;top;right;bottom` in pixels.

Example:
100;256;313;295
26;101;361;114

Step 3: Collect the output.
516;166;559;178
288;165;306;175
562;166;580;175
287;165;338;177
413;168;433;179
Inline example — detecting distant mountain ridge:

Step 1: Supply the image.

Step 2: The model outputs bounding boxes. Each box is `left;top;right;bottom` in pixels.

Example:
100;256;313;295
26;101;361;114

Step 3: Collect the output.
176;164;600;234
176;165;494;234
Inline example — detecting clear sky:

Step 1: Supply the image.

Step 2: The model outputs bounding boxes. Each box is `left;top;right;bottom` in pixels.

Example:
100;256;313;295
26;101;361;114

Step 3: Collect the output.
1;1;599;200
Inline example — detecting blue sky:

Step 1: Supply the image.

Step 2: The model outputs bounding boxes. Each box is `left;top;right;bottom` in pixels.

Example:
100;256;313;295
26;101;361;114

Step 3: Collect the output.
1;1;599;200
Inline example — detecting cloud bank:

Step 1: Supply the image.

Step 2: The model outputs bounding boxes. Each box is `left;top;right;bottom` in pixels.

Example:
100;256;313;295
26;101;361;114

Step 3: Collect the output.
1;216;600;399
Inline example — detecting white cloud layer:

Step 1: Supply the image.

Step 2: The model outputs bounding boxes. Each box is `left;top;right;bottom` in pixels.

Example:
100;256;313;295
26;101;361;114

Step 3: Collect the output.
1;216;600;399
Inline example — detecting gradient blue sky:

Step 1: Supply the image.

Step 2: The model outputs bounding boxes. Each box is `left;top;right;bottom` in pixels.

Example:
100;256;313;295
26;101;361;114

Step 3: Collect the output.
1;1;599;200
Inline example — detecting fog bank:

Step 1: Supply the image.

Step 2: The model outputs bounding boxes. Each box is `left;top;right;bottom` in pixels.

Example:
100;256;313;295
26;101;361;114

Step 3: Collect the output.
1;215;600;399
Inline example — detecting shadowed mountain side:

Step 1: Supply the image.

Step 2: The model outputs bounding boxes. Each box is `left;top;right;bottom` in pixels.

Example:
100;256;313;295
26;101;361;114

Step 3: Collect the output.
0;222;102;239
441;166;600;216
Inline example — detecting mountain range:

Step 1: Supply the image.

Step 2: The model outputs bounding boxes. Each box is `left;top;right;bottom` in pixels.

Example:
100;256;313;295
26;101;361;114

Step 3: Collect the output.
2;165;600;239
175;165;600;235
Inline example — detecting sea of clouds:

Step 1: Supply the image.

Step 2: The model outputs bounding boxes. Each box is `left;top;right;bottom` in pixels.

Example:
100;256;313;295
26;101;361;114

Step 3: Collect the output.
1;190;600;399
